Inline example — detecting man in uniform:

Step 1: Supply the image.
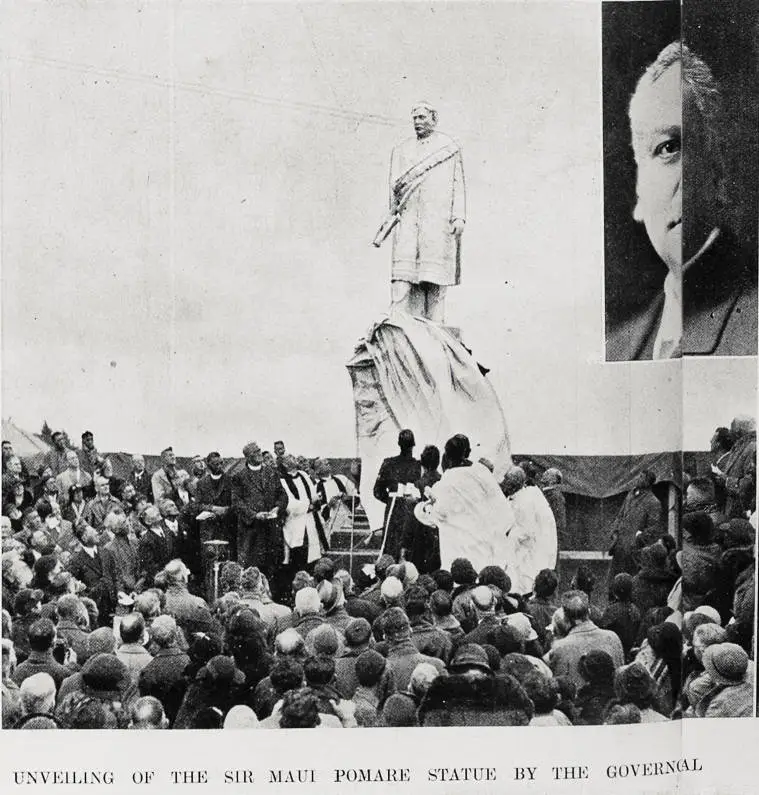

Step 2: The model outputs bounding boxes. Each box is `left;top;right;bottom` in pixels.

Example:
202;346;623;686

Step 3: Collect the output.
374;102;466;323
373;429;421;560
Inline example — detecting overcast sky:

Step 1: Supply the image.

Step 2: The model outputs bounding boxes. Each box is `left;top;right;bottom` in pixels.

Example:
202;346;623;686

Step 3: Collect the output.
1;2;755;457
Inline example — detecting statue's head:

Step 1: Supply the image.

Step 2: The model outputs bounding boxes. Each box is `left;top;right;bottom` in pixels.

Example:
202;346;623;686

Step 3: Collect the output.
412;102;437;139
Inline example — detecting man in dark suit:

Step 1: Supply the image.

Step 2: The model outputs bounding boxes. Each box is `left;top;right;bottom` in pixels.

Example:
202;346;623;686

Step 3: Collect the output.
66;523;112;624
127;455;153;502
606;41;757;361
231;441;287;577
137;505;177;588
373;429;421;560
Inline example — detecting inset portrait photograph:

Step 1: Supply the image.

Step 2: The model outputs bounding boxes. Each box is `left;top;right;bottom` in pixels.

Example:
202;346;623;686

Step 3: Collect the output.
603;0;758;361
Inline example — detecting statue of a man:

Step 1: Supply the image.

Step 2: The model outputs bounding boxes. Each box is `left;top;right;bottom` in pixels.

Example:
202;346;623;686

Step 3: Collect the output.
374;102;466;323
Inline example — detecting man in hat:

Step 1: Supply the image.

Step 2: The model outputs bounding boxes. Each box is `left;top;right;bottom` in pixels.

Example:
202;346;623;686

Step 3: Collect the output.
373;429;421;559
231;441;287;576
606;42;757;360
151;447;190;507
376;102;466;323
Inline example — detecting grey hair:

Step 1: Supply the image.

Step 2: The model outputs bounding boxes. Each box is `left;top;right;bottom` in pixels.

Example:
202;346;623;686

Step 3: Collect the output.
630;41;726;203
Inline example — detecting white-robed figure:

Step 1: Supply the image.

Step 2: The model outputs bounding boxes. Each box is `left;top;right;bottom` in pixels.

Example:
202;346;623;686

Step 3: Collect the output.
373;102;466;323
501;466;558;594
279;455;327;568
413;435;514;573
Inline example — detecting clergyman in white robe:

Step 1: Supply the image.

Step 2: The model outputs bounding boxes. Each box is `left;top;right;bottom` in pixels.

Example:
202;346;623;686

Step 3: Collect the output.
414;461;514;574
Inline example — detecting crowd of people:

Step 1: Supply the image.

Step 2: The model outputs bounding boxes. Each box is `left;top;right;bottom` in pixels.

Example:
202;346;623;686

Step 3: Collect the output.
1;417;755;729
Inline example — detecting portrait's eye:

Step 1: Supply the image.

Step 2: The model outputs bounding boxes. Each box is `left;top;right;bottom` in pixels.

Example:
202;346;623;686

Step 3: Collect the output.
653;136;681;159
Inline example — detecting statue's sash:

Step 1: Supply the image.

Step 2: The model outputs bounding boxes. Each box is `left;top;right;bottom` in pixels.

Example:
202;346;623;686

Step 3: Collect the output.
373;140;460;247
392;140;460;201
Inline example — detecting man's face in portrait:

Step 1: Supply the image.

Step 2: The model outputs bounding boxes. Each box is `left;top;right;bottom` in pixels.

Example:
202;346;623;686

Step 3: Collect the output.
412;107;435;140
630;63;682;273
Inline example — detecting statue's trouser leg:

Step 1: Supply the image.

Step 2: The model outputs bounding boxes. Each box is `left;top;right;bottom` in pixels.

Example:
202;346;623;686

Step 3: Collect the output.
391;279;425;316
424;283;447;323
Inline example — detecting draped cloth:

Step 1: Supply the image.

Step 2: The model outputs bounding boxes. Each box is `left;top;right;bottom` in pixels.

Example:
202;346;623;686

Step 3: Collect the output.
347;314;511;529
414;462;515;573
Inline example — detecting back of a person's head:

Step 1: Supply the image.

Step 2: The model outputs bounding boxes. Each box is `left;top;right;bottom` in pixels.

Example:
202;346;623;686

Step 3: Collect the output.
572;565;595;596
431;569;454;593
604;704;642;725
354;649;387;688
381;694;417;727
55;594;82;622
312;557;335;584
409;662;440;698
682;511;715;545
163;559;187;586
270;658;304;695
133;591;161;620
119;612;146;645
294;587;321;616
130;696;167;729
420;445;440;471
614;662;656;709
28;618;56;653
429;589;453;618
578;649;615;686
522;671;559;715
306;624;340;658
450;558;477;586
275;628;306;658
149;615;177;648
382;606;411;641
279;688;320;729
20;672;56;715
303;654;335;687
403;586;428;618
561;590;590;623
87;627;116;657
533;569;558;598
610;573;634;602
478;565;511;594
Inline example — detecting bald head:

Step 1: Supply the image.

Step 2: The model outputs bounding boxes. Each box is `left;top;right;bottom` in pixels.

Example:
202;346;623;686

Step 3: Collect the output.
20;672;56;715
275;628;306;658
119;612;146;645
561;590;590;624
130;696;167;729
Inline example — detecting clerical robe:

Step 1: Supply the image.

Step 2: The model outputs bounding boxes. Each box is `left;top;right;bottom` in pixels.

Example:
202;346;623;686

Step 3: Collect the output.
416;462;513;573
390;131;465;286
504;485;558;595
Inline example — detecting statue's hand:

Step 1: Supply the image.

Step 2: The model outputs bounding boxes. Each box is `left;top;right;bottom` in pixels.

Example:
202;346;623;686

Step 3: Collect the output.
451;218;465;237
